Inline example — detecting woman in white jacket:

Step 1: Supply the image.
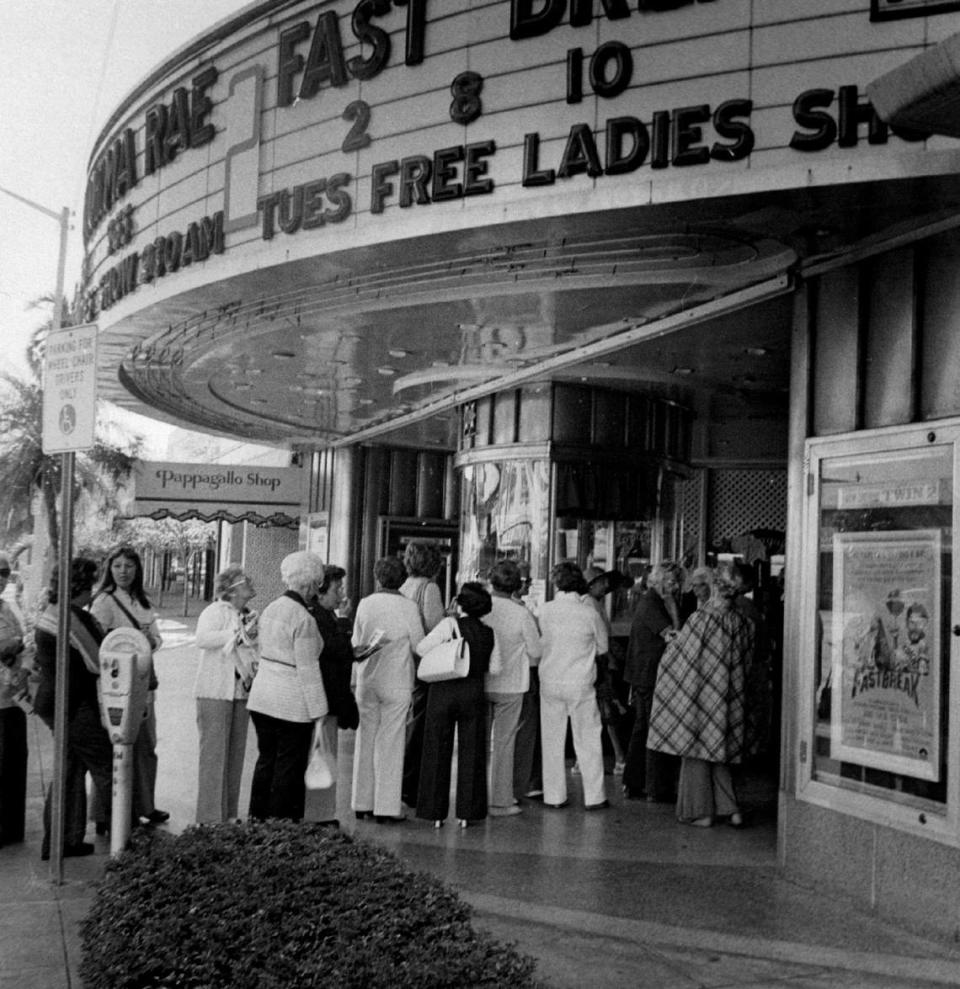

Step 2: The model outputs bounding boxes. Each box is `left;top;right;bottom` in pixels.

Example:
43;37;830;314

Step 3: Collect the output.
247;552;328;822
193;566;258;824
351;556;424;823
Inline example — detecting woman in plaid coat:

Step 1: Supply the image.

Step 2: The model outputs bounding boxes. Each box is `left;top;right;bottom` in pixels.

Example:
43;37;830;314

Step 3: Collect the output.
647;562;754;828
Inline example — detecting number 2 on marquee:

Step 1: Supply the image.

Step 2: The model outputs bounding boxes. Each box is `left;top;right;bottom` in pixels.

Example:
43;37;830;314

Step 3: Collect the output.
342;100;372;152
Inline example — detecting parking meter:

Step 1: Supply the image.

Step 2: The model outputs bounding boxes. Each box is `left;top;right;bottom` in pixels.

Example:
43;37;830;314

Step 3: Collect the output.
98;628;152;855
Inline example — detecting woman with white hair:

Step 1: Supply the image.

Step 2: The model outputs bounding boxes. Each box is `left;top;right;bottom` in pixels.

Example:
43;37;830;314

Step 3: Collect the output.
247;552;329;821
647;561;754;828
193;565;258;824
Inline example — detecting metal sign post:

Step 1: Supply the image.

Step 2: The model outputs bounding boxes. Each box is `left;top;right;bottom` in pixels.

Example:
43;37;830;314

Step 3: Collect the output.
42;317;97;883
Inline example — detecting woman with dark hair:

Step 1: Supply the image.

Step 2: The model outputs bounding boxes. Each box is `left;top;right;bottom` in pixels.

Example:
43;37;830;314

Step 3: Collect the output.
193;565;258;824
415;582;501;829
34;557;112;859
400;539;445;806
351;556;423;823
306;563;360;827
90;545;167;827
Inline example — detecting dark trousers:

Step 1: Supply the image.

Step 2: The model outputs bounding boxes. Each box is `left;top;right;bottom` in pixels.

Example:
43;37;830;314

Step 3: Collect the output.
0;706;27;845
513;670;542;795
416;678;487;822
249;712;314;821
401;681;429;806
623;687;679;801
42;702;113;853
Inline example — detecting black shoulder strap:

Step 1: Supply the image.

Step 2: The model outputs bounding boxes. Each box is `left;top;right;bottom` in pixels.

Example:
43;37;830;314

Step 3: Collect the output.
106;591;143;629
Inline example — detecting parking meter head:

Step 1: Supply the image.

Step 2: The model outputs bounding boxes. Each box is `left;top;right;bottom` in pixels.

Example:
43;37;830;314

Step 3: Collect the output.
98;627;153;744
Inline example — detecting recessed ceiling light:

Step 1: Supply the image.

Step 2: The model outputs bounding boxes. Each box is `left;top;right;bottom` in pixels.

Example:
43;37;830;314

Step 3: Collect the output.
377;366;397;376
672;366;694;376
358;398;375;405
388;349;409;359
342;376;362;387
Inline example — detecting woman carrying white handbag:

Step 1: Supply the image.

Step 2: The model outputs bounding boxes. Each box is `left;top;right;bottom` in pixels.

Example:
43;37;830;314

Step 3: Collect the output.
414;583;501;829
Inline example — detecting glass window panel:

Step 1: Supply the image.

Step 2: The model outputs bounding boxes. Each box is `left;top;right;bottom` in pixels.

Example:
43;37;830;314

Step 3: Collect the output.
554;517;654;635
458;460;550;597
813;443;952;814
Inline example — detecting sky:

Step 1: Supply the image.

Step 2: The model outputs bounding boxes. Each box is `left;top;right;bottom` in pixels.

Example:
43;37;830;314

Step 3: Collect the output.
1;0;251;455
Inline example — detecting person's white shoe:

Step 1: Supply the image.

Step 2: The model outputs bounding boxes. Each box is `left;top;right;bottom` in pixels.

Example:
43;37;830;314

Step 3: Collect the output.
488;805;522;817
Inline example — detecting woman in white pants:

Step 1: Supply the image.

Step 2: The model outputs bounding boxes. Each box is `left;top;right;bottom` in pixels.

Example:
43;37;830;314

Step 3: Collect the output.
193;566;258;823
351;556;424;823
536;561;609;811
483;560;541;816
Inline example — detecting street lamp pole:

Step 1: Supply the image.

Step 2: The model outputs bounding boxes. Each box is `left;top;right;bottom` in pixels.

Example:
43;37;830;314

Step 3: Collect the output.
0;185;72;884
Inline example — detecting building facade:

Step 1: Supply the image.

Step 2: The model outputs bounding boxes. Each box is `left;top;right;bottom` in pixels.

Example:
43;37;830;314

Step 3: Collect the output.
82;0;960;936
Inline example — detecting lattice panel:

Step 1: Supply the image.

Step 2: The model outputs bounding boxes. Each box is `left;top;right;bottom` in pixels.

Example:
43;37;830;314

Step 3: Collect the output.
708;469;787;545
678;475;703;557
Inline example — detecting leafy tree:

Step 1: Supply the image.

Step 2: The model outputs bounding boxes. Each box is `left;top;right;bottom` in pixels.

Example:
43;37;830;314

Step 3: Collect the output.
115;517;216;616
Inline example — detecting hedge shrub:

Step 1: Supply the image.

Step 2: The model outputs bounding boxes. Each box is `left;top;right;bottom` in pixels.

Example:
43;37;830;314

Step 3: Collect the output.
80;821;543;988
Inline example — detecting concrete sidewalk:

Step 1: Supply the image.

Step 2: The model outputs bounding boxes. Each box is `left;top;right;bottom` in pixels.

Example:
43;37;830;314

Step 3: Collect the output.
4;604;960;988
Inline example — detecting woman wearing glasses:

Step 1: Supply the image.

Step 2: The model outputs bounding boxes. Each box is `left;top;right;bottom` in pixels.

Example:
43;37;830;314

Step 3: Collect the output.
193;566;258;823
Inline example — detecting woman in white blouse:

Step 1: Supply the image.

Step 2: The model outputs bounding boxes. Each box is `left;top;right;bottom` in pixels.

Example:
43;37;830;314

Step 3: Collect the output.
246;551;328;822
193;566;258;823
351;556;424;823
90;545;167;827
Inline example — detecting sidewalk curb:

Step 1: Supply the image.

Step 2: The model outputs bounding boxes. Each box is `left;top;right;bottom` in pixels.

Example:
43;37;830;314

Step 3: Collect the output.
463;892;960;986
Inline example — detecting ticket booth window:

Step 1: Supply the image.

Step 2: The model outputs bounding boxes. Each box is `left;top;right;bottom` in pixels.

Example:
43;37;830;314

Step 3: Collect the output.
803;427;959;839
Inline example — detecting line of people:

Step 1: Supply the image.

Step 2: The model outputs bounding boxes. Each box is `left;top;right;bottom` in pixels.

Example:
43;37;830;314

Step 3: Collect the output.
200;546;766;832
0;541;766;859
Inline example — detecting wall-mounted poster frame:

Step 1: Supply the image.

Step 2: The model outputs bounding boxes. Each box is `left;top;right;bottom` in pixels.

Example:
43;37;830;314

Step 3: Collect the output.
871;0;960;20
830;529;941;781
301;511;329;561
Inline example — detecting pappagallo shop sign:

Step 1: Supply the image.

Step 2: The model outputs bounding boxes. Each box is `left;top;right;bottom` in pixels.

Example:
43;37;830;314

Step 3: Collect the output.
133;461;302;524
84;0;932;314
